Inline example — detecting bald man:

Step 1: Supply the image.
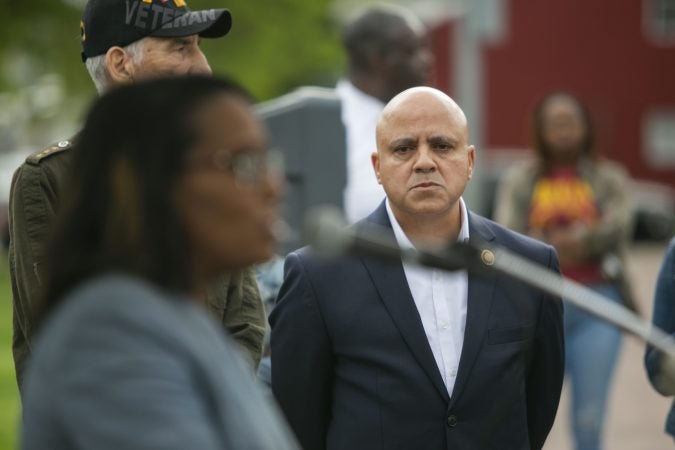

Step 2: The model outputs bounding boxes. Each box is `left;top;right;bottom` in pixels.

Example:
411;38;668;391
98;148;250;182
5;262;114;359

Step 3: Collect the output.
271;88;565;450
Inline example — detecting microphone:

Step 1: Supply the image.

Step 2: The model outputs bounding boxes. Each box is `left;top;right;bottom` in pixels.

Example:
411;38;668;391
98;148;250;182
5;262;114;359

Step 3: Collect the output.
302;205;485;273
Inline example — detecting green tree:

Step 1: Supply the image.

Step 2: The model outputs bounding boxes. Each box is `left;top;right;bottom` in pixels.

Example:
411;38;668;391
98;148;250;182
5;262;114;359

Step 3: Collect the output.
193;0;344;100
0;0;344;100
0;0;92;93
0;0;345;149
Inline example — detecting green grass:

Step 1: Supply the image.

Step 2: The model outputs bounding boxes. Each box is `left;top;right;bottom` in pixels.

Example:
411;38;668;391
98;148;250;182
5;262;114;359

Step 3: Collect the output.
0;254;20;449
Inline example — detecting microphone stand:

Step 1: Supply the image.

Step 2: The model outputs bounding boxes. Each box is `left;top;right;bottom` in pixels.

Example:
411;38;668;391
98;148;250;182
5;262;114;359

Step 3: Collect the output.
481;242;675;390
343;223;675;367
483;243;675;359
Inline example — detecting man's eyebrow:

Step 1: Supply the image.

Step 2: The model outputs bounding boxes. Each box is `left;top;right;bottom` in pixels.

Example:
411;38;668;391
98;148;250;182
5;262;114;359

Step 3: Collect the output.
390;137;417;148
428;135;458;145
170;36;195;45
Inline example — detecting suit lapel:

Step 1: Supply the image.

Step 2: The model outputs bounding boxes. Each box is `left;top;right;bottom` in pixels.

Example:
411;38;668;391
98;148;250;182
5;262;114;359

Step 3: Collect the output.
358;206;501;405
449;213;498;408
360;203;450;402
364;257;450;402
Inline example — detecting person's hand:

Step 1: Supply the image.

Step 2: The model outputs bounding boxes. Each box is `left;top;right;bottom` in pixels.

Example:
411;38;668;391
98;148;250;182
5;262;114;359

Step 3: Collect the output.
546;223;588;266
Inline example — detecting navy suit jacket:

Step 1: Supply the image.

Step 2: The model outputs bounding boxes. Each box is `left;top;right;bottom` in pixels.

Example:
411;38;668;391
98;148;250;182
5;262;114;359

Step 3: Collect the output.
271;203;564;450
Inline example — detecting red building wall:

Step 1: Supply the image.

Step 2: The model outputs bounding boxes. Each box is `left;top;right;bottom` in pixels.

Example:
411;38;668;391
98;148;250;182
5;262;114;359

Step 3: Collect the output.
429;21;455;98
434;0;675;186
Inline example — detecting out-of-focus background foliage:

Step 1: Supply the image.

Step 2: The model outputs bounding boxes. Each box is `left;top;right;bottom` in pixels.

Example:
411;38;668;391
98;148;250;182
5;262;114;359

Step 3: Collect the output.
0;0;345;151
0;264;16;449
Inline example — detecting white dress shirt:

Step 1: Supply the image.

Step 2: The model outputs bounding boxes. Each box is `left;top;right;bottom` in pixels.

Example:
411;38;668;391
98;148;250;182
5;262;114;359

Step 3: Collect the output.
335;79;386;223
386;198;470;397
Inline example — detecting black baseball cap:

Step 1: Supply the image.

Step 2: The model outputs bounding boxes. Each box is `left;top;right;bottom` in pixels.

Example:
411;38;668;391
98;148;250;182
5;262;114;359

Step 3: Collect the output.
81;0;232;62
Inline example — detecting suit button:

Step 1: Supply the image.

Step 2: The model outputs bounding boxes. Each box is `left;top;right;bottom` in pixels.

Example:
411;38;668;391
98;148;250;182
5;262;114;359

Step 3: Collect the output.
446;414;457;428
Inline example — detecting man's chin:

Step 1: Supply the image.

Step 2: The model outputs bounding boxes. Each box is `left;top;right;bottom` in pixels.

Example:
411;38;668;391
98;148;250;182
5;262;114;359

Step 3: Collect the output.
406;201;454;217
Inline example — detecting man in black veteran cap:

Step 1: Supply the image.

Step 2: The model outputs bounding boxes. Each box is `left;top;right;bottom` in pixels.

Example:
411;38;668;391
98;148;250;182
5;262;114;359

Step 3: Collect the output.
9;0;268;396
80;0;230;85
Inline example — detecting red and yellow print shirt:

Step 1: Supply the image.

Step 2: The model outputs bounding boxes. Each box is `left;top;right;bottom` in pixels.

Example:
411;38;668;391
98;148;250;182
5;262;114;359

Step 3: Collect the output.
528;167;603;283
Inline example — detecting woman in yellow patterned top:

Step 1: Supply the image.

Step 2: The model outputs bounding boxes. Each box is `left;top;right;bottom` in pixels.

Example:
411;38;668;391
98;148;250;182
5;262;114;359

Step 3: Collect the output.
495;91;633;450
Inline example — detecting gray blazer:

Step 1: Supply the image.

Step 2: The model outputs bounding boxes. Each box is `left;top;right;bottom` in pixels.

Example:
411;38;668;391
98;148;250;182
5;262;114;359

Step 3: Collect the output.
22;274;298;450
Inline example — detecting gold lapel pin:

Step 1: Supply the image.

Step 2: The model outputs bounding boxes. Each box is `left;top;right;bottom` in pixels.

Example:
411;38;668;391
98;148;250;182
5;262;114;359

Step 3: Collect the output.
481;249;495;266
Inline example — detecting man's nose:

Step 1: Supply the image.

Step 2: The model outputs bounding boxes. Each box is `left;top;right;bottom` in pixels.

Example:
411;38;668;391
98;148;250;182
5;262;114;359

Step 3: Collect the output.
413;146;437;172
190;50;213;76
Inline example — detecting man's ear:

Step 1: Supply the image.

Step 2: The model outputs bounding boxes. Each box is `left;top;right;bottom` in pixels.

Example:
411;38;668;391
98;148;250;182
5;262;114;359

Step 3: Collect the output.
371;151;381;184
105;46;136;85
467;145;476;179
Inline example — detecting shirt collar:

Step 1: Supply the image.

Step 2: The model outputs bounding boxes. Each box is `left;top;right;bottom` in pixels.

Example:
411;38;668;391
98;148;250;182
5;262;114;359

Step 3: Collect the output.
386;197;470;250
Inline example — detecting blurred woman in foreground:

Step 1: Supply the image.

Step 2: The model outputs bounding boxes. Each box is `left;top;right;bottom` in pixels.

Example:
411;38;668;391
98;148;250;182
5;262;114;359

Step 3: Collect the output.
21;76;297;450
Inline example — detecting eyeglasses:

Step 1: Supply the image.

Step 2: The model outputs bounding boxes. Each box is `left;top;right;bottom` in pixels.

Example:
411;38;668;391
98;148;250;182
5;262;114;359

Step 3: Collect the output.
195;148;285;189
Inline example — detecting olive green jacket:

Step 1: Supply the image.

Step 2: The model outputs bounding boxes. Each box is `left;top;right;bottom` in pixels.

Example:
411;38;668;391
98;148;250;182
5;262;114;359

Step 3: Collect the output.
8;139;266;395
494;156;637;311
